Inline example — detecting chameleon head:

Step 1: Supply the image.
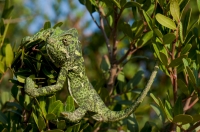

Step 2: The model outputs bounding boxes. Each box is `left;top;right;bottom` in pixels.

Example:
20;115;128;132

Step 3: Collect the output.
46;28;82;67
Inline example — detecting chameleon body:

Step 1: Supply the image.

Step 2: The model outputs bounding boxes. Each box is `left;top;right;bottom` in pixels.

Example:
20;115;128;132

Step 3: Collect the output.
23;27;158;122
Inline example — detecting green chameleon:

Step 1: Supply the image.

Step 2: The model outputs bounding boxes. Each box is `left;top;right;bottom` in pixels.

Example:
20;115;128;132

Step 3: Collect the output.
22;27;158;122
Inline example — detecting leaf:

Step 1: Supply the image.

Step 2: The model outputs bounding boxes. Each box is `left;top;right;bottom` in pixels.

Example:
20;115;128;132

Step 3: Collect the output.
117;71;125;82
112;0;121;9
46;113;56;120
177;79;189;95
0;61;5;73
65;96;75;112
192;114;200;123
57;120;66;130
151;104;165;123
170;0;180;22
0;111;8;124
159;52;168;66
153;28;163;38
48;100;63;116
158;98;173;121
123;1;141;8
38;115;46;130
173;96;183;116
143;10;153;30
45;129;64;132
140;122;152;132
163;33;176;44
43;21;51;29
182;8;192;39
186;66;196;85
181;44;192;55
127;71;144;89
197;0;200;12
173;114;193;125
150;93;159;105
4;43;14;67
121;23;133;38
53;22;63;28
196;50;200;65
126;114;139;132
168;55;186;67
155;13;176;30
137;30;153;47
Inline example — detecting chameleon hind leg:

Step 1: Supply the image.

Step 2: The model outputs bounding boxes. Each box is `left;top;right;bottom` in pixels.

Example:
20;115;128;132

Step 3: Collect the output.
60;106;87;122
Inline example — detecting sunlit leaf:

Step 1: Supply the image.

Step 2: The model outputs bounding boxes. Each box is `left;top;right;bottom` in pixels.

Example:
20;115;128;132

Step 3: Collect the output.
170;0;180;22
65;96;75;112
48;100;63;116
4;43;14;67
155;13;176;30
38;115;46;130
137;30;153;47
163;33;176;44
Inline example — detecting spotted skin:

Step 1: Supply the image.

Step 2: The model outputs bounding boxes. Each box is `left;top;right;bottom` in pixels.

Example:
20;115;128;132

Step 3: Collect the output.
23;27;158;122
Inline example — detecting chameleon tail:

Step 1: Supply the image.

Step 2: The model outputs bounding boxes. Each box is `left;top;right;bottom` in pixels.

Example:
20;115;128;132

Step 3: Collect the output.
93;64;159;122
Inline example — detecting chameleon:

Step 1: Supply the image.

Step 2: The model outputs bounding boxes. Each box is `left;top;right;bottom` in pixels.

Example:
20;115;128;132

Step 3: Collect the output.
22;27;158;122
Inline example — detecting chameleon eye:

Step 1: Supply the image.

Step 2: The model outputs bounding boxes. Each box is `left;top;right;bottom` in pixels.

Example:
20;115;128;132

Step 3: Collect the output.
62;39;69;45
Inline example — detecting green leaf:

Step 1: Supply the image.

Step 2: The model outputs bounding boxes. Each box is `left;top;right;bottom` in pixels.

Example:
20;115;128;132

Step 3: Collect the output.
158;98;173;121
137;30;153;47
196;50;200;65
0;61;5;73
46;113;56;120
170;0;180;22
168;55;186;67
38;115;46;130
197;0;200;12
112;0;121;8
127;71;144;89
140;122;152;132
126;114;139;132
182;8;192;39
117;71;125;82
181;44;192;55
57;120;66;130
65;96;75;112
163;33;176;44
159;52;168;66
153;28;163;38
121;23;133;38
0;111;8;124
143;10;153;30
173;96;183;116
155;13;176;30
123;1;141;8
173;114;193;125
53;22;63;28
45;129;64;132
150;104;165;123
43;21;51;29
177;79;189;95
4;43;14;67
192;114;200;123
150;93;159;105
186;66;196;85
48;100;63;116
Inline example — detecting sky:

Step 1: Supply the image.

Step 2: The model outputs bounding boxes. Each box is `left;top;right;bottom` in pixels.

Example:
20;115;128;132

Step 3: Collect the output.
23;0;98;34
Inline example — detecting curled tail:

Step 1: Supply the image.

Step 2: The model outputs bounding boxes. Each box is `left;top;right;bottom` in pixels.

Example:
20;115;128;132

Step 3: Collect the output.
93;64;159;122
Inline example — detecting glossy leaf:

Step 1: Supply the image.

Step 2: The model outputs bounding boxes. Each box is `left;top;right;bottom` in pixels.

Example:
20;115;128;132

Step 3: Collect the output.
173;114;193;125
170;0;180;22
163;33;176;44
155;13;176;30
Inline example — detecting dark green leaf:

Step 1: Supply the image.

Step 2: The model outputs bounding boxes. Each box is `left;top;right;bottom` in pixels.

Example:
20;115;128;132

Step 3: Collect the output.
140;122;152;132
173;96;183;116
46;113;56;120
127;71;144;89
177;79;189;95
181;44;192;55
158;98;173;121
143;10;153;30
173;114;193;125
123;1;141;8
192;114;200;123
196;50;200;65
57;120;66;130
168;55;186;67
180;0;190;12
45;129;64;132
0;111;8;124
11;85;18;99
121;23;132;38
155;13;176;30
186;66;196;85
197;0;200;12
126;114;139;132
159;52;168;66
6;102;23;111
153;28;163;38
151;104;165;123
2;6;14;18
43;21;51;29
182;8;192;39
163;33;176;44
53;22;63;28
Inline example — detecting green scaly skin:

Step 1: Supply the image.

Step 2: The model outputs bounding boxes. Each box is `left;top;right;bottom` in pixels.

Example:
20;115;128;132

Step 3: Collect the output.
22;27;158;122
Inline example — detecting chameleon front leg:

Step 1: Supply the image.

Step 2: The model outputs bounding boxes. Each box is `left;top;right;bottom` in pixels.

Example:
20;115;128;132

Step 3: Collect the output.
24;67;68;97
60;106;87;122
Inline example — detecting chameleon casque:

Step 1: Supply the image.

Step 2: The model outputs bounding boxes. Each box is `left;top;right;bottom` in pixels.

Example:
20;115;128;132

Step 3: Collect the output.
22;27;158;122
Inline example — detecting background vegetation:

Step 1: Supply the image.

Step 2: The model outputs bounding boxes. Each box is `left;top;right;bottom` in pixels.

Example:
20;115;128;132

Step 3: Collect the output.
0;0;200;131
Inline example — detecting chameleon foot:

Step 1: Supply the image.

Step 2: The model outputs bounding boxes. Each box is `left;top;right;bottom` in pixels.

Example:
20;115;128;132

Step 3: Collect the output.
24;77;38;97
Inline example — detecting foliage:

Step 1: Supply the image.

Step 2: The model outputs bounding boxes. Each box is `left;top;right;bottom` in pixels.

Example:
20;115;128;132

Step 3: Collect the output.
0;0;200;131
